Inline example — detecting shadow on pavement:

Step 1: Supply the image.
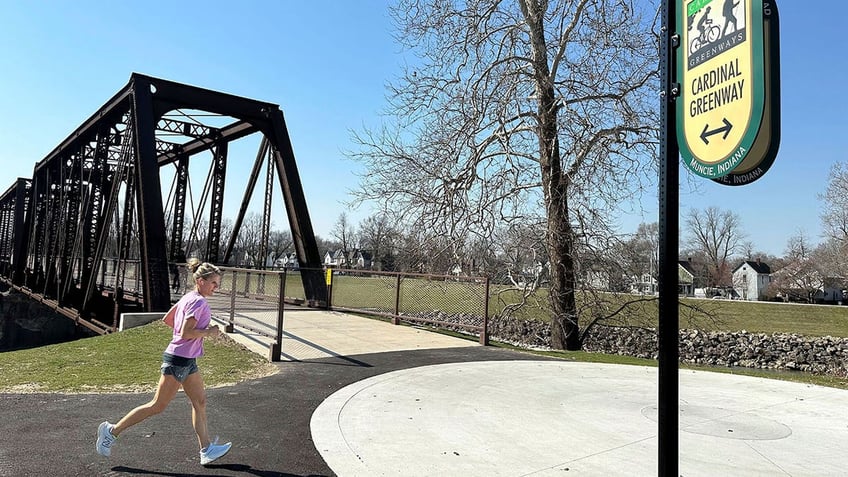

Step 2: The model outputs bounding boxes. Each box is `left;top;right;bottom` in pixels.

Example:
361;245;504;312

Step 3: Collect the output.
113;464;330;477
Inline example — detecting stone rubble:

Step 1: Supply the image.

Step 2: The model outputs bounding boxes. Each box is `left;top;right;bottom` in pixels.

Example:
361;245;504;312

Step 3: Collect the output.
401;311;848;377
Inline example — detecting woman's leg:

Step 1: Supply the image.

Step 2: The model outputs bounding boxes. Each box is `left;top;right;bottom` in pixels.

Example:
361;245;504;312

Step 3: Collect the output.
181;371;211;450
112;374;181;436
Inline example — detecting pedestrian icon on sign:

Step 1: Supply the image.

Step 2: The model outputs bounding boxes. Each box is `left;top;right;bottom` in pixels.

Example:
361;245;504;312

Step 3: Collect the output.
722;0;740;36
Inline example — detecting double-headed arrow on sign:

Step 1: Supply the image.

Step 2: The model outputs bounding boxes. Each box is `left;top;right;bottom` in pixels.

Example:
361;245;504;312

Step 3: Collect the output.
700;118;733;145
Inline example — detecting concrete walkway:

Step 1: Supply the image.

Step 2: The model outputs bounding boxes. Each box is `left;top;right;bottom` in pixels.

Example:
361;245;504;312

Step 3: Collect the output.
222;309;848;476
215;308;477;360
312;360;848;476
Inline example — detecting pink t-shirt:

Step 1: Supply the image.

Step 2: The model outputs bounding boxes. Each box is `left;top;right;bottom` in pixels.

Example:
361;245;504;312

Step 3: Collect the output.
164;291;211;358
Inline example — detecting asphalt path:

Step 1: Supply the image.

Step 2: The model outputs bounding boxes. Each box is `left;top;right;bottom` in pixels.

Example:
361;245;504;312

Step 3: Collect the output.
1;346;545;477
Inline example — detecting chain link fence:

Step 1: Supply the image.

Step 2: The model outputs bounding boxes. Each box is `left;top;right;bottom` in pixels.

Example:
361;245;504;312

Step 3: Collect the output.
201;266;287;361
327;269;490;345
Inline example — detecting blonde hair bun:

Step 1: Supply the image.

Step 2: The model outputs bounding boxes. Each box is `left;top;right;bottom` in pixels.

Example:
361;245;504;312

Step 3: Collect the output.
187;258;221;280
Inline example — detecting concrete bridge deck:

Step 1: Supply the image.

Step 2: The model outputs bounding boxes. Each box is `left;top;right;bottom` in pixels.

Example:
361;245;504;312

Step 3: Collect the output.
209;303;478;361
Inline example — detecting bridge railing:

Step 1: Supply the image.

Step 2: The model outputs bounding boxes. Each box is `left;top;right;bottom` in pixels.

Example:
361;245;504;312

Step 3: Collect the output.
205;266;288;361
191;265;320;361
175;264;490;361
98;258;143;295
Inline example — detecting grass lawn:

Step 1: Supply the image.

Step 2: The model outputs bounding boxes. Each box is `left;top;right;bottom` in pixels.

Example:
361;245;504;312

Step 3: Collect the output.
690;299;848;336
491;287;848;337
0;321;276;393
331;274;487;316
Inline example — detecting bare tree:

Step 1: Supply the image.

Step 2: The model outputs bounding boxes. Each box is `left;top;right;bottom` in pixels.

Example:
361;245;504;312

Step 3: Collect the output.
785;230;815;261
392;229;428;273
619;222;659;293
684;207;746;288
331;213;356;255
184;218;209;261
815;238;848;281
818;162;848;279
820;162;848;243
349;0;659;350
739;240;756;260
234;213;264;266
358;213;399;270
268;230;294;265
769;231;825;303
491;219;548;287
218;218;233;263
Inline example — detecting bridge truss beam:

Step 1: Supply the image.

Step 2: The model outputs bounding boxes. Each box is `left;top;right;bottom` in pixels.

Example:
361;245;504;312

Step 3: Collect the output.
0;73;326;332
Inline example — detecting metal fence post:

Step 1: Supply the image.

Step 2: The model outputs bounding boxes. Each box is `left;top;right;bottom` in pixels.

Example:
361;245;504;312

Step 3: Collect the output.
480;277;490;345
393;273;401;325
269;269;286;362
326;268;333;309
227;270;236;333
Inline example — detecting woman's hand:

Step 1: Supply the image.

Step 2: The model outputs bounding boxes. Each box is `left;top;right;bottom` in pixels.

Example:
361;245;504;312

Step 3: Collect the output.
180;317;221;339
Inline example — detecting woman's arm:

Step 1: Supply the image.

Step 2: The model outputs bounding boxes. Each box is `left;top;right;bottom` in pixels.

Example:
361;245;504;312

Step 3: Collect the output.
178;315;220;339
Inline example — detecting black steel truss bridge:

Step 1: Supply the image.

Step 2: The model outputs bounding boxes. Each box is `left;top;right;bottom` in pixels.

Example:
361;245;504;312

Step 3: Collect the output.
0;73;327;334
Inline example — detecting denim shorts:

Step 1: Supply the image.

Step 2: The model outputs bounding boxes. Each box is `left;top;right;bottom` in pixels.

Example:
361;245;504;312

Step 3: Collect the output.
161;353;198;383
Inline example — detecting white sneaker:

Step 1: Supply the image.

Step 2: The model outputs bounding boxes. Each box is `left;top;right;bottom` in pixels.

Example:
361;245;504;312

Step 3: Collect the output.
200;440;232;465
96;421;117;457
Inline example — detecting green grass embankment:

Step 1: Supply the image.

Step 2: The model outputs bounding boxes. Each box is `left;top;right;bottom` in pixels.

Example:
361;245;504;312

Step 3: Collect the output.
0;321;275;393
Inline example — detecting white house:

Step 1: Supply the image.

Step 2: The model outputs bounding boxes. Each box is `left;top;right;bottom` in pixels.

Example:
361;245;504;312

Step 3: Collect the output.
323;249;373;269
273;252;298;269
323;249;350;267
351;250;372;269
630;272;657;295
732;260;772;301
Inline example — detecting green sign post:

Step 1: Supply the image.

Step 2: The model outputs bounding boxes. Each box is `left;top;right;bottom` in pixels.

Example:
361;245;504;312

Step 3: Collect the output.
676;0;780;182
659;1;779;475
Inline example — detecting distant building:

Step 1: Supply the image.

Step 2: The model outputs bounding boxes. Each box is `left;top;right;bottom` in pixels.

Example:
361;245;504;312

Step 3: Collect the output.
678;260;697;296
274;252;298;269
323;249;372;270
630;272;657;295
770;263;845;303
732;260;772;301
351;250;372;269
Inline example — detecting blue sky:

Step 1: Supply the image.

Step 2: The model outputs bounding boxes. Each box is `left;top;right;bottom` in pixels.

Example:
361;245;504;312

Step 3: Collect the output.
0;1;844;257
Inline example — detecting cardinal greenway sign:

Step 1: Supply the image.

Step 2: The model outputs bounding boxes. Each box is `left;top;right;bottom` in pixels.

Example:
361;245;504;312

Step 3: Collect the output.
676;0;779;182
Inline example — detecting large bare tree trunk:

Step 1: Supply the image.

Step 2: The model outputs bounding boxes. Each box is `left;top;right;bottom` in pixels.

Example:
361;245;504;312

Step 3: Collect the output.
525;0;580;350
544;173;580;350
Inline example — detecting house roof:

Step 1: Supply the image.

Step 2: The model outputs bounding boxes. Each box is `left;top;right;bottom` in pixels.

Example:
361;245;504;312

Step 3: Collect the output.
678;260;695;278
734;260;771;274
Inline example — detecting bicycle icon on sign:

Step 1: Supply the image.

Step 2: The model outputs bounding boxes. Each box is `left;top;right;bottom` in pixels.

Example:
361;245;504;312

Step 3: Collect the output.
688;1;740;55
690;17;721;53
